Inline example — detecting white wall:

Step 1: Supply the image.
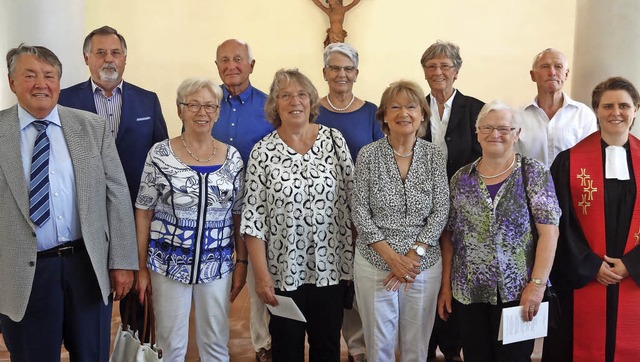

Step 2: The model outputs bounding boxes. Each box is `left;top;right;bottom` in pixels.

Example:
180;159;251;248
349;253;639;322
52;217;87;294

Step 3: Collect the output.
2;0;578;136
82;0;578;136
1;0;86;109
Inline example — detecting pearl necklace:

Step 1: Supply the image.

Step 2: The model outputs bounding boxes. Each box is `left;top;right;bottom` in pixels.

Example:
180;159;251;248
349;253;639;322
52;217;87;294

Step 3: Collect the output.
393;149;414;158
388;138;415;158
477;154;516;179
181;134;216;163
326;94;355;112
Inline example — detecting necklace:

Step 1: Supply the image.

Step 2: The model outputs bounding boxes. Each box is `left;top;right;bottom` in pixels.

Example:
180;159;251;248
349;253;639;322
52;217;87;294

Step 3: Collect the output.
388;138;415;158
393;148;414;158
326;94;355;112
181;134;216;163
477;154;516;179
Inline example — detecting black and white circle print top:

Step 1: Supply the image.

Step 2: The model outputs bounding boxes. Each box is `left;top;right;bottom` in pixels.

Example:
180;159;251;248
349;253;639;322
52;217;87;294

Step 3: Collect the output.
241;125;355;291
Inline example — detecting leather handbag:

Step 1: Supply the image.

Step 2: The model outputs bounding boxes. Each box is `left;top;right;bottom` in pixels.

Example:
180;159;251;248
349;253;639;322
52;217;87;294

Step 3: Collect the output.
110;292;163;361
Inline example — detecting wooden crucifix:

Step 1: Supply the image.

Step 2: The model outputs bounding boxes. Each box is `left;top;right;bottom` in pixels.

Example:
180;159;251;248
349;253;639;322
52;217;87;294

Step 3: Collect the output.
312;0;361;47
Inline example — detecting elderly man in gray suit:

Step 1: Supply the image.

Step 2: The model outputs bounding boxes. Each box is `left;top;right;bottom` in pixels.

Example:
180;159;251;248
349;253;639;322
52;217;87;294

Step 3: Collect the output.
0;44;138;361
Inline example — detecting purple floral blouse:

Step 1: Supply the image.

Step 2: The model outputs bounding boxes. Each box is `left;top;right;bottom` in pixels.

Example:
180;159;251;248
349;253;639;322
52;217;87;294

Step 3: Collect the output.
446;154;561;305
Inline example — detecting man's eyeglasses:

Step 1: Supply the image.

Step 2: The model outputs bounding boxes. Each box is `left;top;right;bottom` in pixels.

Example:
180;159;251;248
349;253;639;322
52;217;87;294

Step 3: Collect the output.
477;126;516;135
180;103;219;114
93;50;124;59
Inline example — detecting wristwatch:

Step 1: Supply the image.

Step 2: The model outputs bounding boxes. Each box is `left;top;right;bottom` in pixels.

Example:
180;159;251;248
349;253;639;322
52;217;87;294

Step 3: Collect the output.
530;278;545;286
411;244;426;257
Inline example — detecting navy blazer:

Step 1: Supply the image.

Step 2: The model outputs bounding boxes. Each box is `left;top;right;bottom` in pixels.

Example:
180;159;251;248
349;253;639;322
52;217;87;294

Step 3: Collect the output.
423;90;484;179
59;80;168;204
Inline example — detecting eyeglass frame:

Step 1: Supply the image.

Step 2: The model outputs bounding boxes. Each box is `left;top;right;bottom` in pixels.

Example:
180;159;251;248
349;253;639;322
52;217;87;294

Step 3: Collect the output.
476;125;517;135
325;65;357;74
423;63;456;72
179;102;220;114
92;49;125;59
278;91;310;102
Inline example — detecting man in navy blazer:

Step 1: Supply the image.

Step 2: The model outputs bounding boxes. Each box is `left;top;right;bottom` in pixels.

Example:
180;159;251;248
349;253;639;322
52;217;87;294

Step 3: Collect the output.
58;26;168;205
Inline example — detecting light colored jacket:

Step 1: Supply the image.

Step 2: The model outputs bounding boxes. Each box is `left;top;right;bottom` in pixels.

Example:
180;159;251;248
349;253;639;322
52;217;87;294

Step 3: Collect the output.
0;104;138;321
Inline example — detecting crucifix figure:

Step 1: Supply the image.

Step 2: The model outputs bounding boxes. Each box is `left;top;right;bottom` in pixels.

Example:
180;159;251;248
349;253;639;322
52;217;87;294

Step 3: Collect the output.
312;0;361;47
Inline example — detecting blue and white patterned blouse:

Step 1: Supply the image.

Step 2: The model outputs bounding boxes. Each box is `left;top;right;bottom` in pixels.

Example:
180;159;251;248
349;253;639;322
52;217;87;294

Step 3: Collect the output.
136;140;244;284
447;154;561;305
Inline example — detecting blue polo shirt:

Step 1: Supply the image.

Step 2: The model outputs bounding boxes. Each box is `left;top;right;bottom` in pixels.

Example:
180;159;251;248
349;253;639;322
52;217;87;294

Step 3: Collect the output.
212;84;274;164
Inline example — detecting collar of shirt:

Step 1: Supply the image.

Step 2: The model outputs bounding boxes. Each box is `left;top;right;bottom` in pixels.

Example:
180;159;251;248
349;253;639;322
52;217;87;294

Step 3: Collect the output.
526;91;581;112
18;104;61;130
223;83;254;105
429;88;457;120
90;79;123;97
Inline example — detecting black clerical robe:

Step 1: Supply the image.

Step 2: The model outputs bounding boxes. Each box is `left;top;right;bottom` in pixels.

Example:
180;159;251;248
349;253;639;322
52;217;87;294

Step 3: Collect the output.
544;132;640;362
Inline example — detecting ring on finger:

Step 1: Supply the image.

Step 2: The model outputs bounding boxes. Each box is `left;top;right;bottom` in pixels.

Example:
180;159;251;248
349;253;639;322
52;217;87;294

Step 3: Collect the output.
404;275;410;281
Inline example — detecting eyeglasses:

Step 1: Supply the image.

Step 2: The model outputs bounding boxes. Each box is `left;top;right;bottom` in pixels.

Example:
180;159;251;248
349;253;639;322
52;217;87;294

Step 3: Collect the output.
477;126;516;135
180;103;220;114
387;104;420;113
93;50;124;59
325;65;357;74
424;64;455;72
278;92;309;102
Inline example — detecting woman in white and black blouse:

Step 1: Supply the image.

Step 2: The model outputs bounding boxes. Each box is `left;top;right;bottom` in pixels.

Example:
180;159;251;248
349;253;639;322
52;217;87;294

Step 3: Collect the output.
241;68;354;362
352;80;449;361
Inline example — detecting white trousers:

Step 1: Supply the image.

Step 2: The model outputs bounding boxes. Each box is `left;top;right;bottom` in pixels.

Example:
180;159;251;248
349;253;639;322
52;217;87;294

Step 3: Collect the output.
247;259;271;351
343;298;366;355
150;271;232;362
354;250;441;362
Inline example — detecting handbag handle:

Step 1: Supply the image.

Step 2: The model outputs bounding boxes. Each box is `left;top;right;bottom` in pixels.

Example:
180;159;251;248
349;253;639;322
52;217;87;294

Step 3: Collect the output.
140;290;157;346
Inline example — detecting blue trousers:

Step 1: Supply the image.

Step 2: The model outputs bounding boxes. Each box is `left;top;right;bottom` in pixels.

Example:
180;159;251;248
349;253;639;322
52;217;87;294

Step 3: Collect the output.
0;248;112;362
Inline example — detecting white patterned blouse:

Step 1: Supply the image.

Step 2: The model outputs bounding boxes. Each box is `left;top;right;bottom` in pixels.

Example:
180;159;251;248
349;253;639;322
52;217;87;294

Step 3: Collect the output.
241;125;355;291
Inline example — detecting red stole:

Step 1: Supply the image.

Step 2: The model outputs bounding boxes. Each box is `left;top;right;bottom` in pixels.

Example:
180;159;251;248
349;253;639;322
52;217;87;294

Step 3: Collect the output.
569;131;640;361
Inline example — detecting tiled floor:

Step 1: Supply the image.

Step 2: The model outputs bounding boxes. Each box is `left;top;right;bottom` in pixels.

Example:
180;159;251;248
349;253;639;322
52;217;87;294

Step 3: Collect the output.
0;287;542;361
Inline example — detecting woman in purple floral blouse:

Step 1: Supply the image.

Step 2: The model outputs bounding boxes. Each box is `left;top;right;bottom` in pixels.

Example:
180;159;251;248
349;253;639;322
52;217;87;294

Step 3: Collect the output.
438;100;561;362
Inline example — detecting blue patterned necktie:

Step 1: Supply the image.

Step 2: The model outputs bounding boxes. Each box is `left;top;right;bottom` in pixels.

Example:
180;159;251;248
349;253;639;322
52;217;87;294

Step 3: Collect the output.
29;120;51;226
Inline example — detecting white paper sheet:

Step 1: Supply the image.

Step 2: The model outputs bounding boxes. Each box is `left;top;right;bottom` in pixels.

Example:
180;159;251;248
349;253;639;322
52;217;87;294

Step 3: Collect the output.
266;296;307;322
498;301;548;344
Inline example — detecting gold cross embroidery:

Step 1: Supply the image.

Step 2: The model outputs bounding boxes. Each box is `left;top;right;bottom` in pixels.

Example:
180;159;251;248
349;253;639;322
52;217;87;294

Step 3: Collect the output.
578;194;591;215
577;168;589;186
634;226;640;246
584;179;598;201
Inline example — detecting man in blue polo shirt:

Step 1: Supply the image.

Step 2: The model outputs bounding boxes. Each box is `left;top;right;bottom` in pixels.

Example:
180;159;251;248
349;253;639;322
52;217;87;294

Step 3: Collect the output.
213;38;274;362
213;39;274;164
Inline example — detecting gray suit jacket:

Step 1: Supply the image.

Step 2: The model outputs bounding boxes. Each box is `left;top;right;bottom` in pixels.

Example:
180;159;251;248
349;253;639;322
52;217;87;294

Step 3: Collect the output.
0;104;138;321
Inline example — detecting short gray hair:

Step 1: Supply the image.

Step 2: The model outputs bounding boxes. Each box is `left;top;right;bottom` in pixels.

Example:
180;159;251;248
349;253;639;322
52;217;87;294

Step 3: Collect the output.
323;42;359;68
176;78;223;106
6;44;62;78
83;25;128;56
531;48;568;69
216;39;253;62
420;40;462;69
475;100;520;129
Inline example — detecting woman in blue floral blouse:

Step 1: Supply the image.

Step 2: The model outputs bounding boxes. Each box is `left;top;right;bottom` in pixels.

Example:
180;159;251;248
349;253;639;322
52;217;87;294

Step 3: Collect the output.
135;78;246;361
438;100;561;362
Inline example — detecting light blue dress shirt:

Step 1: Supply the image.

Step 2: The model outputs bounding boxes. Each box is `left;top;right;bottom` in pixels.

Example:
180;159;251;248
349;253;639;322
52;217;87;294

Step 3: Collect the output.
18;105;81;251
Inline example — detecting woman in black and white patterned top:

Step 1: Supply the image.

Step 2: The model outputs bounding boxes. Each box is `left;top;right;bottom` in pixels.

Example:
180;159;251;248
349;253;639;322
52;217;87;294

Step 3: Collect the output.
352;80;449;361
241;69;354;362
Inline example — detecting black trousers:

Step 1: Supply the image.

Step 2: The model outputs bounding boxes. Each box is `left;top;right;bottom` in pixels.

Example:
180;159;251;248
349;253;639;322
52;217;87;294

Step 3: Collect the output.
270;283;345;362
455;298;534;362
428;304;462;358
0;248;112;361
